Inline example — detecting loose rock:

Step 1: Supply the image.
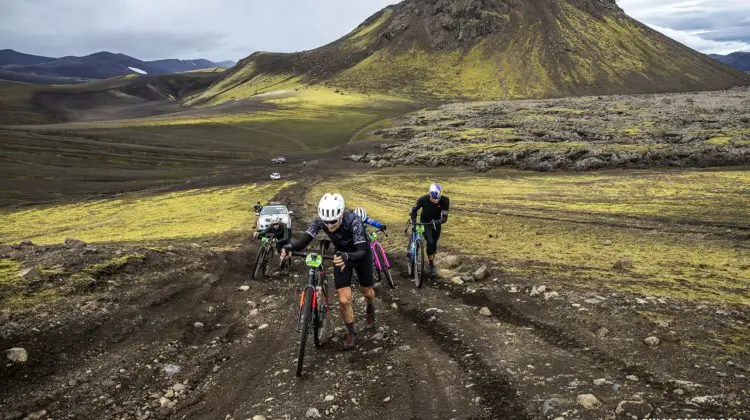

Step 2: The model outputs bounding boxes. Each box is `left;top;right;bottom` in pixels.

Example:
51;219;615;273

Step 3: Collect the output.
593;378;607;386
324;395;334;402
529;285;547;296
576;394;601;409
305;407;320;418
5;347;28;363
238;285;250;292
544;291;559;300
478;307;492;317
472;265;489;281
613;257;632;270
438;254;461;269
24;410;48;420
615;398;653;418
643;336;660;347
194;322;205;328
64;238;86;248
626;375;639;382
596;327;609;338
449;276;464;286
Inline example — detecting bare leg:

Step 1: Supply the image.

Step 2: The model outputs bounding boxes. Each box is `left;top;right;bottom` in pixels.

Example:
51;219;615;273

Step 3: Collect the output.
337;287;355;324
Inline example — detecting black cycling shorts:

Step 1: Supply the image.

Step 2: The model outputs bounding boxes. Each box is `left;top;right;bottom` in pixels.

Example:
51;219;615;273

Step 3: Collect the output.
334;249;373;290
424;224;442;256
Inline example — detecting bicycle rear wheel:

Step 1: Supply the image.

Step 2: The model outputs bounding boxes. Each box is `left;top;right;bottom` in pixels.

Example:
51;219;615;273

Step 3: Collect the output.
296;287;313;377
252;247;266;280
415;241;425;288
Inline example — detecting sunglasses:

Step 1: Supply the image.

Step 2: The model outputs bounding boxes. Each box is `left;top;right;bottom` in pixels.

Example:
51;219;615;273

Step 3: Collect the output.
325;218;342;229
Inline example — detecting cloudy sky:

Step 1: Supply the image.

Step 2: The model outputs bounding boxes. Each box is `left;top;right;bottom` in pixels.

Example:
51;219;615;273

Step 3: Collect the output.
1;0;748;62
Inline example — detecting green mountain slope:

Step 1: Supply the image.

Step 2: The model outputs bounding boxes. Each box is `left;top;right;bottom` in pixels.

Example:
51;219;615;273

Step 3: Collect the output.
194;0;749;104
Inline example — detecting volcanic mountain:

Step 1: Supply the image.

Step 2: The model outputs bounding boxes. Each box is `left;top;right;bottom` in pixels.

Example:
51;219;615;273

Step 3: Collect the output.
196;0;749;103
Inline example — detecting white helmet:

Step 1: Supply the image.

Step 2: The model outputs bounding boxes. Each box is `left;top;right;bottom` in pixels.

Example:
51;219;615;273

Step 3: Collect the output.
353;207;367;221
318;193;345;222
269;215;283;225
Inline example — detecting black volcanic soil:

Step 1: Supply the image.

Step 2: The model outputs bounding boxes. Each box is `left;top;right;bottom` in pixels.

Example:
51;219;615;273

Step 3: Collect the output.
1;173;747;420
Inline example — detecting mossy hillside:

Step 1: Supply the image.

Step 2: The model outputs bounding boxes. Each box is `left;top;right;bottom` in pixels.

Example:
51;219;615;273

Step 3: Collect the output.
0;182;293;245
307;169;749;305
202;0;748;103
43;88;417;156
0;81;47;125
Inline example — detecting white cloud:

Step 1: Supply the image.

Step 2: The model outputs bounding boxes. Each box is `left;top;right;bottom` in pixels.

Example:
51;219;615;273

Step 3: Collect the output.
617;0;750;54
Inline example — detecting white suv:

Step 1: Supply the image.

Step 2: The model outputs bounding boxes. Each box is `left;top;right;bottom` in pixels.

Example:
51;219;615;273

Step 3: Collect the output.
256;204;293;231
270;172;281;180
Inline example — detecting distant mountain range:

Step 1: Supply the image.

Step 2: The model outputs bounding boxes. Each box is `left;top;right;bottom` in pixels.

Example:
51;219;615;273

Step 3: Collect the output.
0;49;235;84
709;52;750;72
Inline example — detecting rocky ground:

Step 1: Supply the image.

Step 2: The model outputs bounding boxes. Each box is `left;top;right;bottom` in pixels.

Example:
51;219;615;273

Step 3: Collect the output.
347;87;750;172
1;178;748;420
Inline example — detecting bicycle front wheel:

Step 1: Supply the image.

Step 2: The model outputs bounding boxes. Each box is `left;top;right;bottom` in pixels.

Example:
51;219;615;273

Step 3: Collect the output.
313;276;328;347
415;241;425;289
376;244;395;288
252;247;266;280
261;248;273;278
296;287;313;377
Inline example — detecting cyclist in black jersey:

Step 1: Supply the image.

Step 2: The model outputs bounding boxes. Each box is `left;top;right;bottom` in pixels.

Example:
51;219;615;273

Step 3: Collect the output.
253;215;291;253
410;183;450;277
282;193;375;350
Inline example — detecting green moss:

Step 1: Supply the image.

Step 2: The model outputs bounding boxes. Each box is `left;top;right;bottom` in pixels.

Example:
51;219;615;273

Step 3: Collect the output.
308;168;750;305
0;259;21;285
707;136;732;145
0;182;294;244
78;254;145;278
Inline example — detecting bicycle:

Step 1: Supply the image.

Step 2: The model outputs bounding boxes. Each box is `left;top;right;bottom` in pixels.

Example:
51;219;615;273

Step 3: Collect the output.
252;233;277;280
369;229;395;288
404;221;433;288
291;251;334;377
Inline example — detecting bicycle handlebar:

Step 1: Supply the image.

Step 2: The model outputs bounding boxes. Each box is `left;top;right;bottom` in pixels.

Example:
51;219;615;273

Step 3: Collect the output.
373;229;389;237
404;220;436;233
291;251;334;260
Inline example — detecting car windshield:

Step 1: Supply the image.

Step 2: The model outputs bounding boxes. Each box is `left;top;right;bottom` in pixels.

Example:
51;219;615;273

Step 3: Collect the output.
260;206;287;215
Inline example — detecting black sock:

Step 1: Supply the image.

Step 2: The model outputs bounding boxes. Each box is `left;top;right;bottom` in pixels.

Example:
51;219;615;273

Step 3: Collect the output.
346;322;356;335
366;303;375;314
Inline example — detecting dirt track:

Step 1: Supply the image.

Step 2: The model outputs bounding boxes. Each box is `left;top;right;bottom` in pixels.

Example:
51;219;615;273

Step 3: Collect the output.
1;172;748;420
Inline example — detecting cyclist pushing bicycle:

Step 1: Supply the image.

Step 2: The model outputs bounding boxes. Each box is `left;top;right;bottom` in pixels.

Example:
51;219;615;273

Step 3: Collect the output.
253;215;291;254
354;207;394;288
282;193;376;350
353;207;387;233
408;183;450;278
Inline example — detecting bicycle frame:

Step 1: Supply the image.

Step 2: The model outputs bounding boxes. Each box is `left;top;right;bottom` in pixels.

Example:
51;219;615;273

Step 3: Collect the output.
293;252;333;328
369;230;391;272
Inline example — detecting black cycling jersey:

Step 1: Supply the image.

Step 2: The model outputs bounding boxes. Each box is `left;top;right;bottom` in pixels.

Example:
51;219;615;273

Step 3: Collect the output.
259;223;290;243
288;212;369;261
411;195;450;224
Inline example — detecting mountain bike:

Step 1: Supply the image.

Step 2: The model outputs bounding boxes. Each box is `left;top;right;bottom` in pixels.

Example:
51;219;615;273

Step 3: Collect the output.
404;221;432;288
369;229;394;288
291;251;333;377
252;233;277;279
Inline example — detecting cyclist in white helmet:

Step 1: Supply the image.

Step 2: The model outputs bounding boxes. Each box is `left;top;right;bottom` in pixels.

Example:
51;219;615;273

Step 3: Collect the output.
253;215;291;254
282;193;375;350
409;183;450;277
353;207;387;232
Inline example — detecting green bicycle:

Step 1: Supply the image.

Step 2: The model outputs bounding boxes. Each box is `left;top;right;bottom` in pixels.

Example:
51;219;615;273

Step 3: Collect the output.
252;233;277;279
